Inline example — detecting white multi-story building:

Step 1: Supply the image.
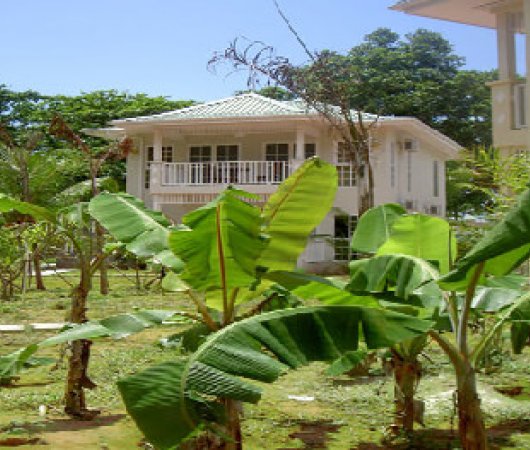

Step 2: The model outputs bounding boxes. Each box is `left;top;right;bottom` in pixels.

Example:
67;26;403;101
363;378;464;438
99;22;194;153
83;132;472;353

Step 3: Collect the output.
90;93;459;270
392;0;530;155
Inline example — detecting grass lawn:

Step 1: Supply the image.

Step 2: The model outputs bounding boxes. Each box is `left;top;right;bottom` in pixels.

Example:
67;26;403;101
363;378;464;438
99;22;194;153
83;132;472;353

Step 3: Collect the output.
1;271;530;449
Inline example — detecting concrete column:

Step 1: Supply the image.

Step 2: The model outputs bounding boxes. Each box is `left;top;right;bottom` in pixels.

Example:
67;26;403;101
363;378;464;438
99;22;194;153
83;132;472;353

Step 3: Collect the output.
293;128;305;170
151;129;163;190
525;0;530;150
497;12;516;81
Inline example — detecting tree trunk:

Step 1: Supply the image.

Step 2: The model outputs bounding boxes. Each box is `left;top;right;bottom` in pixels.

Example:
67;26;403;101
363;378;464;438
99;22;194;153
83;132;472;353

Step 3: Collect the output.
223;399;243;450
96;223;109;295
33;244;46;291
64;263;99;419
456;363;488;450
392;352;421;434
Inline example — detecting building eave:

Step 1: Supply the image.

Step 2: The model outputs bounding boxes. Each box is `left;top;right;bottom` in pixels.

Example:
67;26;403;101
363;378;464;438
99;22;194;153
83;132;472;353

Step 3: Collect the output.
390;0;506;29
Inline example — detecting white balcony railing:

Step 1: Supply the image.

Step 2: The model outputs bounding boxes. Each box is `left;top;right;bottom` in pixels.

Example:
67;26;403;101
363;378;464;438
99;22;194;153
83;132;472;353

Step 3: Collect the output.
514;82;527;129
160;161;291;186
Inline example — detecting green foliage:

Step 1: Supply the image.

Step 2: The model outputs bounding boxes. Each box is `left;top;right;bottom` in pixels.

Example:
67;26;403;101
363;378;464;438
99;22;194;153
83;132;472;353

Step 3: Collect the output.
0;310;178;384
440;189;530;291
117;305;433;449
169;188;267;292
258;158;337;271
88;192;183;271
376;214;457;274
344;28;494;147
350;203;406;254
348;254;441;308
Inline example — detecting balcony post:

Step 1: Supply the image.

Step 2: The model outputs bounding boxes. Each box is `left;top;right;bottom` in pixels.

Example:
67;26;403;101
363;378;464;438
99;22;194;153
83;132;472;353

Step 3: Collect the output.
497;12;516;81
150;129;163;194
293;129;305;171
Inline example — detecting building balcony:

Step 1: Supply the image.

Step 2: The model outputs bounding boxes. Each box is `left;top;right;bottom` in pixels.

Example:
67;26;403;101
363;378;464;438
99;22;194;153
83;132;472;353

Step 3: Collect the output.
148;160;356;188
157;160;291;186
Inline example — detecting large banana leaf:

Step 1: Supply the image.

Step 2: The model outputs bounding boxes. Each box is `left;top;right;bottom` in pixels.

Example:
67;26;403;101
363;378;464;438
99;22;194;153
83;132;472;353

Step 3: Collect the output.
88;193;183;271
440;188;530;291
0;310;178;384
350;203;406;254
348;254;441;307
510;297;530;354
0;194;56;223
118;305;433;449
265;271;379;307
168;188;268;292
258;158;337;271
377;214;457;274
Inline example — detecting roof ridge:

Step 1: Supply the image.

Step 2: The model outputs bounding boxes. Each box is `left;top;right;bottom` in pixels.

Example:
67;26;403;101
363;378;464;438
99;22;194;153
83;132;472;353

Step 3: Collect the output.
111;94;252;123
245;92;305;113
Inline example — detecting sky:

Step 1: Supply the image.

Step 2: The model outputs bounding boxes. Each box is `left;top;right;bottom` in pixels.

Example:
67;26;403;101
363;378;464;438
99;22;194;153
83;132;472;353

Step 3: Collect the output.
1;0;500;102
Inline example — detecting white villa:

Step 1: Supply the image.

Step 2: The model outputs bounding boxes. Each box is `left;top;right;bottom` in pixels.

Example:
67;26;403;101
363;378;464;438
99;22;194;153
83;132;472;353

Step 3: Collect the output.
89;93;460;270
391;0;530;155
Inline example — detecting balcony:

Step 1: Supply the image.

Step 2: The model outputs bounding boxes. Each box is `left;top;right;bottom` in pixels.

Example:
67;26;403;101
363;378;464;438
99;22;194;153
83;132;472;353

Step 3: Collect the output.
159;161;292;186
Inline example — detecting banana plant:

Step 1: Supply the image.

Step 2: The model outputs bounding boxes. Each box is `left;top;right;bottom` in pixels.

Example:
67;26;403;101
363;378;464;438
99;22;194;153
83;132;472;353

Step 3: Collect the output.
0;195;116;418
89;158;338;445
348;198;530;450
117;305;433;449
0;310;180;385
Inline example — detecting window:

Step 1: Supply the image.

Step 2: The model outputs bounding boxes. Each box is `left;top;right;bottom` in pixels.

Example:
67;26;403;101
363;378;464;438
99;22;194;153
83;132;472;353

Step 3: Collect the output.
145;147;154;189
334;215;358;261
430;205;440;215
433;160;439;198
216;145;238;161
265;143;289;161
304;143;316;159
336;142;355;187
189;146;212;162
147;147;154;162
190;146;212;183
293;143;316;159
162;146;173;163
337;142;350;163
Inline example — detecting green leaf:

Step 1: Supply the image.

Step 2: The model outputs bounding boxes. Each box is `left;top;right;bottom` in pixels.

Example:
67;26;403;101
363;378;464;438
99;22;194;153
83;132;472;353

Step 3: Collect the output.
440;189;530;291
470;287;521;313
168;188;268;292
118;305;433;449
258;158;337;271
0;194;56;222
377;214;457;274
0;310;177;382
510;296;530;354
348;254;441;307
350;203;406;253
265;271;379;307
326;350;368;376
88;193;183;271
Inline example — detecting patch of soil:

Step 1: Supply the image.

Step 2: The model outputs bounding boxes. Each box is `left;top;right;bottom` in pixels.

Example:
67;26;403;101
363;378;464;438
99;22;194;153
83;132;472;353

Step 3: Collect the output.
279;420;342;449
332;376;385;387
494;385;524;396
352;420;530;450
0;437;46;446
44;414;126;432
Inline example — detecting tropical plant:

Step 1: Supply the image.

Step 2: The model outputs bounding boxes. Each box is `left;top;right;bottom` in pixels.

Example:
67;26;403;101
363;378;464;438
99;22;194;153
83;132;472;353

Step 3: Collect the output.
117;305;432;449
89;158;339;445
0;309;181;386
351;198;530;449
0;195;115;418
